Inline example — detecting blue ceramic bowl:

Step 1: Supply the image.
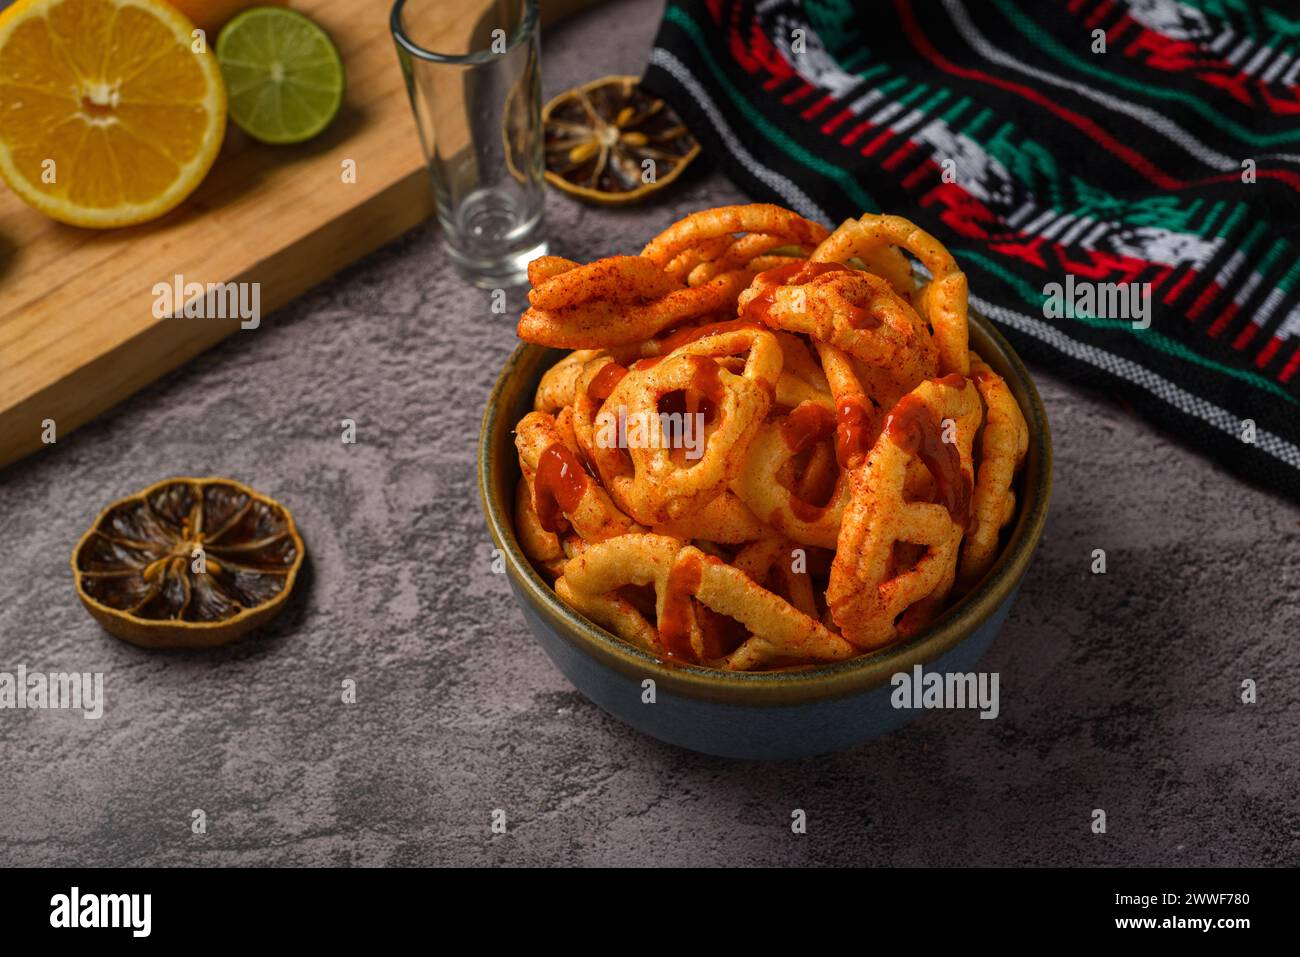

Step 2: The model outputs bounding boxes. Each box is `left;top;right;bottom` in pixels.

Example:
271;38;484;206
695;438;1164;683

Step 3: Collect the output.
479;311;1051;759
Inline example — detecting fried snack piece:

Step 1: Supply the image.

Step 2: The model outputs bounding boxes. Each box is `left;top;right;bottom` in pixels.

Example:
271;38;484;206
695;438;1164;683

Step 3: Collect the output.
514;477;566;578
555;534;855;670
813;219;917;299
653;492;769;544
740;262;939;395
771;328;830;389
813;341;880;470
511;203;1031;672
527;255;583;285
663;234;732;283
642;203;830;269
811;214;970;376
775;370;836;412
595;326;782;524
534;349;601;412
827;375;982;649
518;255;750;348
732;535;821;620
957;354;1030;589
515;411;641;542
529;255;676;311
793;439;839;504
818;339;949;503
731;401;850;549
569;353;631;490
637;320;834;414
676;233;816;287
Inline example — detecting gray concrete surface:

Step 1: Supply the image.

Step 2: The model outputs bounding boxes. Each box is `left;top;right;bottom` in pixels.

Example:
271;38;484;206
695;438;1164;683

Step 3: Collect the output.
1;0;1298;867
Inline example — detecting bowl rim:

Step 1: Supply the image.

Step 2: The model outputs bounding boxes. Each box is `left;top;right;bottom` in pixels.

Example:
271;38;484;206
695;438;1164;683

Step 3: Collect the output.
479;310;1053;706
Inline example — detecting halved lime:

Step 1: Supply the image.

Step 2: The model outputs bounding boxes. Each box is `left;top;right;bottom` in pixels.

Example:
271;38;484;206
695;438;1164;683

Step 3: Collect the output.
216;7;345;145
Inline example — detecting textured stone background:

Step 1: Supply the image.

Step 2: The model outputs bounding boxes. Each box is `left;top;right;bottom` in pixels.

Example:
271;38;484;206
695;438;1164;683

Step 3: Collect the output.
1;0;1298;867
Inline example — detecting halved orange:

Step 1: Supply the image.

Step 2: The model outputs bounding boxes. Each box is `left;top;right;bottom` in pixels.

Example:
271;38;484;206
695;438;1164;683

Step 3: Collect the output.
0;0;227;228
72;477;305;649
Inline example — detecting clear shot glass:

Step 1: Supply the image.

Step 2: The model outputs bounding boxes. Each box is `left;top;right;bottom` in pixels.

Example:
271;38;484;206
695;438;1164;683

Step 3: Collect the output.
391;0;548;288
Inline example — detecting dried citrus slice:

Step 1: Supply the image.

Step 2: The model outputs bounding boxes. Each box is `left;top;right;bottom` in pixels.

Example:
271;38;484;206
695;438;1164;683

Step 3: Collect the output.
0;0;227;228
542;75;699;205
71;477;305;649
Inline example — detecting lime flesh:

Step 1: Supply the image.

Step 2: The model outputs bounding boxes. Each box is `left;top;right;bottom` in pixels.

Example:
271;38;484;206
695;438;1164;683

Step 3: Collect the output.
216;7;345;145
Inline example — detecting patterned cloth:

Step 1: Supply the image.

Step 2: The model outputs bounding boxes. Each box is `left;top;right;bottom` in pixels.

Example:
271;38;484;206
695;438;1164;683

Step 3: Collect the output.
643;0;1300;503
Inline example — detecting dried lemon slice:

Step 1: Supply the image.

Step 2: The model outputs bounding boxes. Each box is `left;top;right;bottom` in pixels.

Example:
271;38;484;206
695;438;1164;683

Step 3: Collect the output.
542;75;699;205
71;477;305;649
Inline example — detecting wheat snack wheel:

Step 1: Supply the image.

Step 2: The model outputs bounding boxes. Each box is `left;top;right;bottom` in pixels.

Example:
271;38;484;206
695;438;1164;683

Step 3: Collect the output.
514;477;567;579
813;219;918;299
556;534;855;670
740;264;939;394
519;252;760;349
957;354;1030;590
652;491;769;544
827;375;982;649
683;232;816;287
515;410;642;543
595;326;782;524
730;401;851;549
811;214;970;376
534;349;601;412
642;203;830;268
664;235;734;283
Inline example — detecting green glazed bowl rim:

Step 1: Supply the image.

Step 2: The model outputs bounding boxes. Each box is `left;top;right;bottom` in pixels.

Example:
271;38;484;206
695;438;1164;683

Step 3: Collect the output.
479;310;1053;706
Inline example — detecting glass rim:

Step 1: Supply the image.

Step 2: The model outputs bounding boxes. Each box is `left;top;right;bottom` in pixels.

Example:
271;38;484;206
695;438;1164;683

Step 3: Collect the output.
390;0;540;65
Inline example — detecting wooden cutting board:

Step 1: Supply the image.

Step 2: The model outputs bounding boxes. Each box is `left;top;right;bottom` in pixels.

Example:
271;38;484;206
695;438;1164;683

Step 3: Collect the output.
0;0;595;470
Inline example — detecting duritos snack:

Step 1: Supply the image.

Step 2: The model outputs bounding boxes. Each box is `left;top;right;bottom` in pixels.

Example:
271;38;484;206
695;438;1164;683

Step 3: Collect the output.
513;204;1029;671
